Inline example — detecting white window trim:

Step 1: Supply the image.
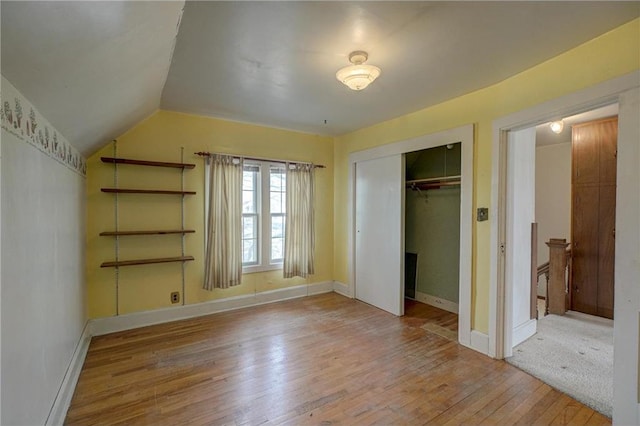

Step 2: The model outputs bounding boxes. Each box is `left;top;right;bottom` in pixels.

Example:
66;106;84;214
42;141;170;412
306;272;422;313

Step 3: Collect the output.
204;159;285;274
242;160;284;274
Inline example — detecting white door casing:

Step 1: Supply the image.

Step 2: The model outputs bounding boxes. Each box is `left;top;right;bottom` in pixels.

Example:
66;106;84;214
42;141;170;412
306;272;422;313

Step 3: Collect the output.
505;127;537;356
348;124;474;348
354;155;404;316
490;71;640;423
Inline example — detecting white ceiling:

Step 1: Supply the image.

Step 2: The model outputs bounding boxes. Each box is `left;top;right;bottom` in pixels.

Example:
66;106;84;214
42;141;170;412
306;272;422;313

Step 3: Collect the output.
2;1;639;156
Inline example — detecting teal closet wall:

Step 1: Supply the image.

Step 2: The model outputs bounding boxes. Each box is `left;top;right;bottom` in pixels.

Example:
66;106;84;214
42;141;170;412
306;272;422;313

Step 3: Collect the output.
405;143;461;304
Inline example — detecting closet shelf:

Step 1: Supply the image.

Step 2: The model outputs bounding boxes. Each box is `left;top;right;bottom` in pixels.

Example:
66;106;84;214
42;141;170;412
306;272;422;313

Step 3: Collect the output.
100;230;195;236
100;256;195;268
101;188;196;195
101;157;195;169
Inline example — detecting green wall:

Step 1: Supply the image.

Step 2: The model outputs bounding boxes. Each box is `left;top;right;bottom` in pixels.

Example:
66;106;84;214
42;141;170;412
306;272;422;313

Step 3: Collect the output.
405;144;461;303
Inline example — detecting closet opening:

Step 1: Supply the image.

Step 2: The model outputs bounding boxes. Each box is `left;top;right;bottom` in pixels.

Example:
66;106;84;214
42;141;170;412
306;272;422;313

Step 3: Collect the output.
404;143;461;341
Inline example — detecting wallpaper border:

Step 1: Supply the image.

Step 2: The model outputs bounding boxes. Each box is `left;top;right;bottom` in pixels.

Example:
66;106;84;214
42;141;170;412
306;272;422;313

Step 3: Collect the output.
1;76;86;177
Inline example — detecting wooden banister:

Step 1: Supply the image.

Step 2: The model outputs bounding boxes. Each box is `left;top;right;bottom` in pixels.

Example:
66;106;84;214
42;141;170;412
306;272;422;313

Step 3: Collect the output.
546;238;571;315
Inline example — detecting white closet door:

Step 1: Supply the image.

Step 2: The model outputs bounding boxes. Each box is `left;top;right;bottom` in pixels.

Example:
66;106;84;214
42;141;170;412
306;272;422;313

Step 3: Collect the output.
355;155;404;316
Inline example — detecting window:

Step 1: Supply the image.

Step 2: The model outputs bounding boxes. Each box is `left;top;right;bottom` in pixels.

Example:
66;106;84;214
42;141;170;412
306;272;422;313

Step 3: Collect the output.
241;161;286;272
242;165;259;265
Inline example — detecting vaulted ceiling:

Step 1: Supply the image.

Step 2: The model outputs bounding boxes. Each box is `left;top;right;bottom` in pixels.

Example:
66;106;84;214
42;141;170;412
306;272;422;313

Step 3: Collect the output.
2;1;638;156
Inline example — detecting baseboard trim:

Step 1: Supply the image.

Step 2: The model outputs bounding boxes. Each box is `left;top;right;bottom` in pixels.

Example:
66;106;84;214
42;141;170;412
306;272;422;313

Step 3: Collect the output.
333;281;352;298
415;291;459;314
90;281;334;336
468;330;490;356
512;318;537;347
46;321;92;426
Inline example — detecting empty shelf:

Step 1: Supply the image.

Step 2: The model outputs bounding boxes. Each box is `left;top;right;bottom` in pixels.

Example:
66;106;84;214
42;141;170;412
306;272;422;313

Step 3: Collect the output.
101;157;195;169
100;230;195;236
101;188;196;195
100;256;195;268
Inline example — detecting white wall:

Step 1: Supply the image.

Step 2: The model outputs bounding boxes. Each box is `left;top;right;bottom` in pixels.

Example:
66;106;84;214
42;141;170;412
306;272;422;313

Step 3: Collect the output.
1;77;87;425
535;142;572;296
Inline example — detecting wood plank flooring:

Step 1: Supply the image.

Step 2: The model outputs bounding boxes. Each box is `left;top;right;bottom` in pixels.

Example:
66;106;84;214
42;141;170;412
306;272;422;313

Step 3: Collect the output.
66;293;610;425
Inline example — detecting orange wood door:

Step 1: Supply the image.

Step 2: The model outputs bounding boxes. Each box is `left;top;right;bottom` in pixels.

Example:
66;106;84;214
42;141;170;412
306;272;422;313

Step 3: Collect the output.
571;117;617;319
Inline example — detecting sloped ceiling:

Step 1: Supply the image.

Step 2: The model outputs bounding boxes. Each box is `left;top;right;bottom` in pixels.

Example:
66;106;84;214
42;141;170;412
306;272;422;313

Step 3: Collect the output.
2;1;638;156
1;1;185;156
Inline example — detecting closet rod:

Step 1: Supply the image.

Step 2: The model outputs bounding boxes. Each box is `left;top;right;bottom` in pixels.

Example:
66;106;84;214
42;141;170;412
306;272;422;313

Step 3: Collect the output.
406;175;461;185
194;152;325;169
409;181;461;189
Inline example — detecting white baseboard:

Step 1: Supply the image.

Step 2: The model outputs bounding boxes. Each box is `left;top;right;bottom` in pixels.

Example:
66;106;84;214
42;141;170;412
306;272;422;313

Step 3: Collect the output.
90;281;334;336
415;291;459;314
512;318;537;347
333;281;352;298
468;330;490;356
46;321;92;426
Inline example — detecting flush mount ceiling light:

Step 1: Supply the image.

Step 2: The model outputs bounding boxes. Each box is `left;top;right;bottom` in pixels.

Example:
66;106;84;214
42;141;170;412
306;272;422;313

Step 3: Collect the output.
336;51;381;91
549;120;564;134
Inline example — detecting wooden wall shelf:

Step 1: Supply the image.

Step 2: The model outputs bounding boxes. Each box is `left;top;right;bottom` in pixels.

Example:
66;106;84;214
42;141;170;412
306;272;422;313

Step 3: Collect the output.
101;188;196;195
101;157;195;169
100;230;195;236
101;146;196;314
100;256;195;268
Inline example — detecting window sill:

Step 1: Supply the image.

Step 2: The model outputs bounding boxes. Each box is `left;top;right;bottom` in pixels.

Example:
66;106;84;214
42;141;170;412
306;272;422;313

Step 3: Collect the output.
242;263;283;274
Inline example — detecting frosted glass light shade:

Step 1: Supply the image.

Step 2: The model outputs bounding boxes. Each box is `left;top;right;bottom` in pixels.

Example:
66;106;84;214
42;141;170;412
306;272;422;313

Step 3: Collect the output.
336;64;381;91
550;120;564;133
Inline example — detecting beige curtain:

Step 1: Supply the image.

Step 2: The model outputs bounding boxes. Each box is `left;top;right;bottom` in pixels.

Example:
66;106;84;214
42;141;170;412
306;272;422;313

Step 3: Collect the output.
283;163;315;278
203;154;243;290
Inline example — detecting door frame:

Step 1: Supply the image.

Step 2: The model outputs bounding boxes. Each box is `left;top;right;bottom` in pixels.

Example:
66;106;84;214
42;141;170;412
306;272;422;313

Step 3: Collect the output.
504;127;538;356
489;71;640;423
348;124;473;348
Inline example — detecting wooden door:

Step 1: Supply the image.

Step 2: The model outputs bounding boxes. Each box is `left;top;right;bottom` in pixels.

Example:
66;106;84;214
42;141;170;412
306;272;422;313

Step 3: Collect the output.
571;117;617;319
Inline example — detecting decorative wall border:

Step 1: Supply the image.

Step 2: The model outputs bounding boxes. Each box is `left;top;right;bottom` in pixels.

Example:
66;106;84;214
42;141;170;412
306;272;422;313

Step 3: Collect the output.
0;76;86;177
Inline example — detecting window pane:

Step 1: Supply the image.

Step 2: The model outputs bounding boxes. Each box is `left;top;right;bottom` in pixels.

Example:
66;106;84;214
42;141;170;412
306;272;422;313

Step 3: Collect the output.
243;170;255;190
271;237;283;262
270;192;283;214
270;168;285;191
270;167;286;214
242;190;255;213
243;215;257;238
243;238;257;264
271;214;284;238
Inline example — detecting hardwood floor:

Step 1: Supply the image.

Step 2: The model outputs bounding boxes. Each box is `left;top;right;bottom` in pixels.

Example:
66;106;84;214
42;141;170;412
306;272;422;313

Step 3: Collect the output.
66;293;610;425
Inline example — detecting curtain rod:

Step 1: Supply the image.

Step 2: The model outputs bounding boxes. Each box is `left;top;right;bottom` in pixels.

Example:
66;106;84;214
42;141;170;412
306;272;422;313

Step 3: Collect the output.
194;152;325;168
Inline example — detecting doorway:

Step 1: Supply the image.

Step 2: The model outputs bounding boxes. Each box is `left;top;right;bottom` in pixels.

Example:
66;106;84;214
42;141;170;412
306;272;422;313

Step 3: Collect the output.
488;72;640;422
404;144;461;314
504;106;619;417
348;125;473;348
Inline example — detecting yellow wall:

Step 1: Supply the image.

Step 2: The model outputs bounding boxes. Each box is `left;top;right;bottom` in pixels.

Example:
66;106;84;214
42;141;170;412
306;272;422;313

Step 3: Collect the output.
88;19;639;324
333;19;640;333
87;111;333;318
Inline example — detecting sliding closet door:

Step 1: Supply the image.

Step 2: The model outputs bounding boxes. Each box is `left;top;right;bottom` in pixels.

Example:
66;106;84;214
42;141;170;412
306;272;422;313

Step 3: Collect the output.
355;155;404;316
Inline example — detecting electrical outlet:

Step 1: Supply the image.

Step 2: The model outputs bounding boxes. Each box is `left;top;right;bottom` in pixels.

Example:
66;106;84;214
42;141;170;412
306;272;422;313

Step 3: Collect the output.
477;207;489;222
170;292;180;304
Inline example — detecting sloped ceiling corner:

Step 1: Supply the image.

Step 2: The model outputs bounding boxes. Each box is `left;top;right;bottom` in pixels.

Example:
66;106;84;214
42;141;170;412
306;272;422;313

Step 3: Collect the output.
1;1;185;156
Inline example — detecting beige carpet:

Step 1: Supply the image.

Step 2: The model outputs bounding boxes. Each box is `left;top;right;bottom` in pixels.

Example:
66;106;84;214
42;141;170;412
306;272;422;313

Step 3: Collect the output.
506;311;613;418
